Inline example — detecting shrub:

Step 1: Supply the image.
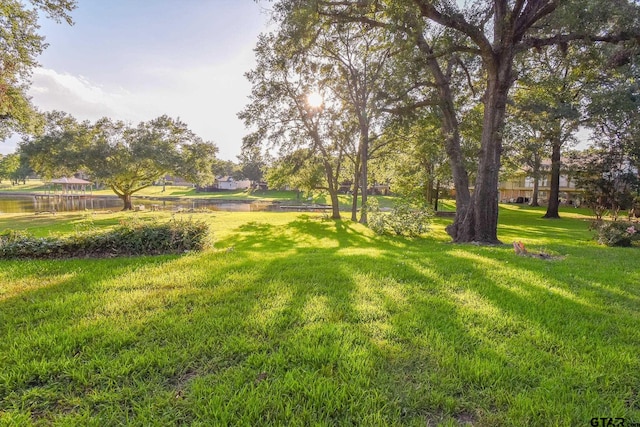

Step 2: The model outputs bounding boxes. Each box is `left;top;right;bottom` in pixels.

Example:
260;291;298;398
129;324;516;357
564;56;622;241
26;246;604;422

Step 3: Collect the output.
590;220;639;247
0;231;62;258
367;198;432;237
0;217;211;259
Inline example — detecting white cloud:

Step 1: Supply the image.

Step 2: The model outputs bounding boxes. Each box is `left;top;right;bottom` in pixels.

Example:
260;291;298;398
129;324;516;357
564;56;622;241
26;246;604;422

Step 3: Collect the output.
30;69;127;121
26;57;256;161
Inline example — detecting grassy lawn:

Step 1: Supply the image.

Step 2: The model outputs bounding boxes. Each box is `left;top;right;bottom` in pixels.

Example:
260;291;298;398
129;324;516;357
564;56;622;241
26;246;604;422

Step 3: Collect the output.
0;179;46;193
1;206;638;425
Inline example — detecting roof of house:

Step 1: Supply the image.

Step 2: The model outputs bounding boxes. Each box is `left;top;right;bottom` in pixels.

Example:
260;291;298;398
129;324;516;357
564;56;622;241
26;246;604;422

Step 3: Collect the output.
50;177;93;185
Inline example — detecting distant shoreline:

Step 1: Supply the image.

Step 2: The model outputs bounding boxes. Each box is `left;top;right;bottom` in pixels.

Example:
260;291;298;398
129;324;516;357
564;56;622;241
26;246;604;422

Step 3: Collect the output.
0;191;283;205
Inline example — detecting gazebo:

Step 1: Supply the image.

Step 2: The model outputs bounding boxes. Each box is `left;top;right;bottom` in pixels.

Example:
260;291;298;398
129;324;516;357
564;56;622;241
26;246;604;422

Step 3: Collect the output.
47;177;94;196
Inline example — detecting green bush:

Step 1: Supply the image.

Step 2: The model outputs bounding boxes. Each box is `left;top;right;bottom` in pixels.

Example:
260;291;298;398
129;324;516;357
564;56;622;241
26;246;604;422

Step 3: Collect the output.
367;198;432;237
0;218;211;259
591;220;639;247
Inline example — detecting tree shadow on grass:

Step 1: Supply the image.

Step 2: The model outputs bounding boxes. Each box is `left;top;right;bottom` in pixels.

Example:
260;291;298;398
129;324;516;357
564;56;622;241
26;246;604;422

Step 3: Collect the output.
0;220;472;425
419;246;640;423
215;217;381;253
171;232;484;425
202;219;637;424
498;222;593;245
2;216;638;425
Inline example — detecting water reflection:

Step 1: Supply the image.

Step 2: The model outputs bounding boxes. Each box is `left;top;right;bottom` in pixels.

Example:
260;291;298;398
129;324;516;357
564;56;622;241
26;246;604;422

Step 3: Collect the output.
0;195;276;214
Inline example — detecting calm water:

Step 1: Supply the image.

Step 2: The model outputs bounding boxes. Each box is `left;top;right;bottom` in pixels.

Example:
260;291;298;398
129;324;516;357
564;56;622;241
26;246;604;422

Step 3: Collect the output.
0;195;276;214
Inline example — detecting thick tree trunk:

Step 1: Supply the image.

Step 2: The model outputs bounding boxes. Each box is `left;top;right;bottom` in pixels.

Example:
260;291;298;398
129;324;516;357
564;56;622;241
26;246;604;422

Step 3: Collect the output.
442;113;472;241
543;139;562;218
120;193;133;211
449;60;513;244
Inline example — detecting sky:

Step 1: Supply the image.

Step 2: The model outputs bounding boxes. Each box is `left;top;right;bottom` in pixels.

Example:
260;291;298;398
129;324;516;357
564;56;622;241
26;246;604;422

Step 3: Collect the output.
1;0;272;160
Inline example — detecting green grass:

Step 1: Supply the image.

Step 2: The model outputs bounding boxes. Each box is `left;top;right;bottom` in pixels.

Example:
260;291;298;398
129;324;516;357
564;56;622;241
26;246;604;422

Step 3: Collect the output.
0;179;45;193
0;206;639;426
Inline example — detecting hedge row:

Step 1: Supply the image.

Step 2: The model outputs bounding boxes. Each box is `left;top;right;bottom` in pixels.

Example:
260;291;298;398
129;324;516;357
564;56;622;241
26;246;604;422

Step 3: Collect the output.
0;218;211;259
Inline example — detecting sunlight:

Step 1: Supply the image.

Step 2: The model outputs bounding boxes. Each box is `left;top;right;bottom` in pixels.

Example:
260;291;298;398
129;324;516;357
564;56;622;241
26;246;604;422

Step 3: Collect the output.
306;91;323;108
0;273;76;302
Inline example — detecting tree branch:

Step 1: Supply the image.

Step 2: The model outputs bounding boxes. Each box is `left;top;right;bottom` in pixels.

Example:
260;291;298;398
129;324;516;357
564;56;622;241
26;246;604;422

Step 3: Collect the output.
454;56;477;97
381;99;439;114
414;0;493;56
516;31;640;53
514;0;559;42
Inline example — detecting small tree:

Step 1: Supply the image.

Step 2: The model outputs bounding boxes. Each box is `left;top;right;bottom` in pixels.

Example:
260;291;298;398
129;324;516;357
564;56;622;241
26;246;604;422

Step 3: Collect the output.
265;149;326;198
376;112;452;210
0;153;19;184
574;148;638;220
211;159;243;181
238;145;266;185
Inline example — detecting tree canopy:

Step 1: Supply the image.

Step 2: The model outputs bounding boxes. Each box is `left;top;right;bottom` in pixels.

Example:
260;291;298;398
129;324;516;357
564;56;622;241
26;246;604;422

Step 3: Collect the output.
0;0;76;139
21;113;218;210
253;0;640;243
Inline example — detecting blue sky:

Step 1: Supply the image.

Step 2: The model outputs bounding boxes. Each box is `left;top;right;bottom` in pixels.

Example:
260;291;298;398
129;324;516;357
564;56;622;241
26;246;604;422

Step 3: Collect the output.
2;0;271;160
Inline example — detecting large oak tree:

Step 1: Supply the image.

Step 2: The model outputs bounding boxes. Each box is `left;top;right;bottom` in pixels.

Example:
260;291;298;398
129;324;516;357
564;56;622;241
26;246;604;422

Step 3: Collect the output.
307;0;640;243
21;113;218;210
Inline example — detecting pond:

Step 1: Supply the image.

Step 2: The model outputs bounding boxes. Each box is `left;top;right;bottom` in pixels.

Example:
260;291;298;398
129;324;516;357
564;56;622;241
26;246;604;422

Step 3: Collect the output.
0;194;278;214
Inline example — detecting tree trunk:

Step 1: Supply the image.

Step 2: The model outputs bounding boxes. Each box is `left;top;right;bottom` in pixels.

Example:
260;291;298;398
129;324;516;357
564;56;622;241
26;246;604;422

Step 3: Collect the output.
531;177;540;207
351;160;361;221
433;179;440;211
322;159;341;220
329;190;340;219
425;172;434;204
441;101;471;234
120;193;133;210
415;34;471;240
543;139;562;218
359;132;369;224
351;183;359;221
530;153;541;207
449;59;513;244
